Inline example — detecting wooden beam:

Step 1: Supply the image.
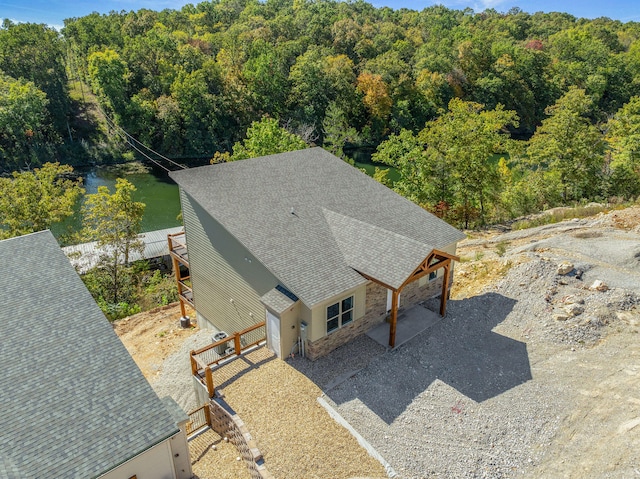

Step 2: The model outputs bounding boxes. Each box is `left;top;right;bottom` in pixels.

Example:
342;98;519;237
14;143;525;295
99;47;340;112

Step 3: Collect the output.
234;333;241;356
389;289;399;348
440;264;451;316
190;351;198;376
357;271;397;292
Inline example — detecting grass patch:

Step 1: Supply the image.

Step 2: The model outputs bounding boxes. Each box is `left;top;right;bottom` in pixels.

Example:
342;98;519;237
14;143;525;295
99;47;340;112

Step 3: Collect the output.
495;241;509;257
512;204;610;230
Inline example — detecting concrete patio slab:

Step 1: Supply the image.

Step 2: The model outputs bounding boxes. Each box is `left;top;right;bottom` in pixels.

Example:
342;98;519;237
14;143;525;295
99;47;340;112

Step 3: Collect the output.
366;304;443;349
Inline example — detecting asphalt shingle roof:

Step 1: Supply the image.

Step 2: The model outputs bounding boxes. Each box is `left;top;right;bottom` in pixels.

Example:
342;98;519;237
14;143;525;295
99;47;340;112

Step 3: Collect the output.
0;231;179;478
170;148;466;306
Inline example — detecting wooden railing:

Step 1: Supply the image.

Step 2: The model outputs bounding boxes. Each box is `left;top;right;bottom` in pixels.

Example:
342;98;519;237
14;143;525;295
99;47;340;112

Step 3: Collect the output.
186;404;211;437
167;231;192;317
167;231;189;265
191;321;267;398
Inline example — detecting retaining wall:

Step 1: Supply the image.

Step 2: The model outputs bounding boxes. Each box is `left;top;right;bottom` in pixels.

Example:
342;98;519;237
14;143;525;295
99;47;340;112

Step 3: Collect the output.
207;399;274;479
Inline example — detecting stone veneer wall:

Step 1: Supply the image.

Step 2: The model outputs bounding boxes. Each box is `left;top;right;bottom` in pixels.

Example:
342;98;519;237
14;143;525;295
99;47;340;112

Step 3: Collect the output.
306;282;388;360
306;276;447;360
400;276;444;309
208;399;273;479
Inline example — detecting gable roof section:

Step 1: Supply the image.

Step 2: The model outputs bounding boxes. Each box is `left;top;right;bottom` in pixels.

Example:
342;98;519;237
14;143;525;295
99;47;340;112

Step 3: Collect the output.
0;231;178;478
323;209;434;290
170;148;465;306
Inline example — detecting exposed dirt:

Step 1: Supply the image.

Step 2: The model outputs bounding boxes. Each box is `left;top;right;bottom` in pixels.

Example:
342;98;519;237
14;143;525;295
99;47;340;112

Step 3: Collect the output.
113;303;196;380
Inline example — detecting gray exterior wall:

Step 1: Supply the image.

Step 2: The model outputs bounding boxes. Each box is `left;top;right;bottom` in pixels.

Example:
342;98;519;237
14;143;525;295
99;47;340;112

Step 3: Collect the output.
181;190;279;338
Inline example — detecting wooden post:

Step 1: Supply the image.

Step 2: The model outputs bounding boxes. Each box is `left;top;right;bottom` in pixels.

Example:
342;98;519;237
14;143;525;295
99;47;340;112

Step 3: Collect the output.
190;351;198;376
389;289;399;348
205;366;215;398
234;333;241;356
440;262;450;317
171;256;187;318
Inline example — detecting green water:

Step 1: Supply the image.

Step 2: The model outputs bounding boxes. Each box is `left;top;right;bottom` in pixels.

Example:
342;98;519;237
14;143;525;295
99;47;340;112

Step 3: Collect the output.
51;166;182;242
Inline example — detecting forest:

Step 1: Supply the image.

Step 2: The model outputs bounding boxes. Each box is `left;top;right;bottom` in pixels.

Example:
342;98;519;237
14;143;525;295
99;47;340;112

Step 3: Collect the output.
2;0;640;229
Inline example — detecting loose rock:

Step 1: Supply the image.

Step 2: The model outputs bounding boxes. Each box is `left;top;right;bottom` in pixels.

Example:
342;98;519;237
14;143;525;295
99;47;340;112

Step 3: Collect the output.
565;304;584;316
557;262;574;275
590;280;609;291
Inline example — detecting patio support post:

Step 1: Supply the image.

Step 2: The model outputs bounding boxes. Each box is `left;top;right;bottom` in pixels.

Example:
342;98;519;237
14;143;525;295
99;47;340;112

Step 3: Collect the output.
440;263;451;316
389;289;399;348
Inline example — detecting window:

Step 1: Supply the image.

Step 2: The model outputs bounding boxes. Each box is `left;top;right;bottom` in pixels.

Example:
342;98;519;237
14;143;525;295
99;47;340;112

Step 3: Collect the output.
327;295;354;333
429;270;438;281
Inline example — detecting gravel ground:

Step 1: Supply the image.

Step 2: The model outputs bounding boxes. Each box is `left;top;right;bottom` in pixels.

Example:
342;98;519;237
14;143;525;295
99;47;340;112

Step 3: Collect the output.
320;212;640;478
220;350;388;479
151;328;213;411
190;429;250;479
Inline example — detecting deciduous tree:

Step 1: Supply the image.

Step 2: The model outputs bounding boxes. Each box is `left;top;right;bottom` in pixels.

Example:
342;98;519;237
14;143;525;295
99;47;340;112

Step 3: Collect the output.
0;162;83;239
230;117;307;160
81;178;145;312
527;87;604;201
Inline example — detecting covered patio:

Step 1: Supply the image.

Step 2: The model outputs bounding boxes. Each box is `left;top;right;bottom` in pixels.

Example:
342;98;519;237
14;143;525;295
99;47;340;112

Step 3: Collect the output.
358;249;460;348
366;303;443;349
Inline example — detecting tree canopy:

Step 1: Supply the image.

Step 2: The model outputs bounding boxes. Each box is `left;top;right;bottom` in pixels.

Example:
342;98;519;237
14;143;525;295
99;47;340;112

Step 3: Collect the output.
1;2;640;229
0;163;84;239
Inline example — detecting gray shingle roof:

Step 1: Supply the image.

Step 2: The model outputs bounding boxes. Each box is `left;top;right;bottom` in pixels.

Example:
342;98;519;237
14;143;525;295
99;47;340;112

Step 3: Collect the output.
323;209;434;289
170;148;465;306
261;288;297;314
0;231;179;478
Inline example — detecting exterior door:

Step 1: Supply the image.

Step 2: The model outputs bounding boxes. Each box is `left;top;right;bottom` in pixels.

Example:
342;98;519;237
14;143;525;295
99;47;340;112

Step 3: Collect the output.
266;310;281;358
386;289;400;313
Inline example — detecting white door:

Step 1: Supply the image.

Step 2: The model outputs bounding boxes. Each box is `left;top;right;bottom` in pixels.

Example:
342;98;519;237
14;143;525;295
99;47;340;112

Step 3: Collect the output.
266;310;281;358
386;289;400;313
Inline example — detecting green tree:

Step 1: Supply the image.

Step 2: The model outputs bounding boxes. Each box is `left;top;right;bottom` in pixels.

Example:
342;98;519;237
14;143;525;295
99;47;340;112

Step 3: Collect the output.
372;128;429;203
422;99;517;227
527;87;604;201
322;102;359;161
0;74;52;170
0;163;84;239
242;42;290;116
0;21;69;133
88;48;130;118
374;99;517;227
605;96;640;197
81;179;145;313
230;117;307;160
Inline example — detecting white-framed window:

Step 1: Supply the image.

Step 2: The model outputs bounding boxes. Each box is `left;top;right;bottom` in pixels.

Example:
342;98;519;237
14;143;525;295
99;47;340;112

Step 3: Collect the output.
429;269;438;281
327;295;354;333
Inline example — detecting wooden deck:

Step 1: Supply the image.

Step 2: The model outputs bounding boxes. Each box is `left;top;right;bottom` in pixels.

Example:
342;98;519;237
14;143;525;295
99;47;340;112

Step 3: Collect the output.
62;226;183;273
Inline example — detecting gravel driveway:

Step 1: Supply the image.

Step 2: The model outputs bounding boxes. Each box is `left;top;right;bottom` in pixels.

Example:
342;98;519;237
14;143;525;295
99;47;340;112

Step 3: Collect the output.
293;217;640;478
319;294;564;479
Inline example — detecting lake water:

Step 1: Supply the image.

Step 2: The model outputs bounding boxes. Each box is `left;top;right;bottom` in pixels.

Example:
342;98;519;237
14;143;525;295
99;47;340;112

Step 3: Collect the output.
51;165;182;242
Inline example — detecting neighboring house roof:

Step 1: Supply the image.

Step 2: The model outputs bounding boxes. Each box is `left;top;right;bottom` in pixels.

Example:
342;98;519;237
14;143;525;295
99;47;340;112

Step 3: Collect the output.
63;226;183;273
170;148;465;306
0;231;179;478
